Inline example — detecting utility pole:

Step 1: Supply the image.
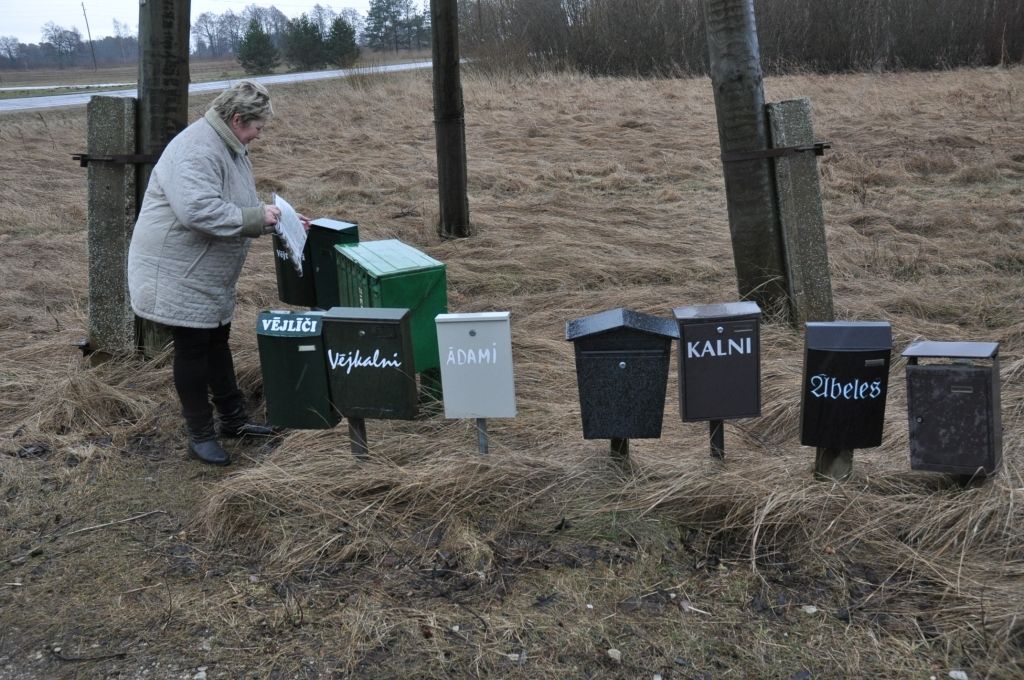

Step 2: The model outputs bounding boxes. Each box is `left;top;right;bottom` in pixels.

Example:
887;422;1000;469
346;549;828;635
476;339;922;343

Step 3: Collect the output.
136;0;190;354
430;0;471;238
81;3;98;71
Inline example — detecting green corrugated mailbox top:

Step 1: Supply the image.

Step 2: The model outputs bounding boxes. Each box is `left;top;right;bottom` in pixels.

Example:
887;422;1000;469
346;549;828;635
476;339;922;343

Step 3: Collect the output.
340;239;443;275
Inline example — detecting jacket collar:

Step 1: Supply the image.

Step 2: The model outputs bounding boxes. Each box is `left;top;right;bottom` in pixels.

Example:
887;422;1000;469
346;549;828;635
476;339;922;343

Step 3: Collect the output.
204;109;246;156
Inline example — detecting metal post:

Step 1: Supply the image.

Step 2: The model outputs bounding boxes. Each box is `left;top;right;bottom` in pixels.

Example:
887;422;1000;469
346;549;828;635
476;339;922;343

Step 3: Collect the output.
430;0;471;237
137;0;190;356
349;417;368;457
476;418;488;454
610;437;629;459
710;419;725;458
703;0;789;315
814;448;853;482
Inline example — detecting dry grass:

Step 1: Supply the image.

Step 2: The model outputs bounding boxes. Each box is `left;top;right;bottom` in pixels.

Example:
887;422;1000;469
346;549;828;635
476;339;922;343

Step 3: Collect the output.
0;65;1022;678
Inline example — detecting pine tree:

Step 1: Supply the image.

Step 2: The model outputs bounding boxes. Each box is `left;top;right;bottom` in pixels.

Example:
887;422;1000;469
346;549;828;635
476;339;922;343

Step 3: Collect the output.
283;14;326;70
236;17;279;75
326;16;360;68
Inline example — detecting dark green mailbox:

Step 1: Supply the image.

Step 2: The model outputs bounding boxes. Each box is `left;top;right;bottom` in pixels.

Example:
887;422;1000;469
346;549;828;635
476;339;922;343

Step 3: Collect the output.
321;307;418;420
272;234;315;307
256;309;339;429
333;239;447;373
309;218;359;309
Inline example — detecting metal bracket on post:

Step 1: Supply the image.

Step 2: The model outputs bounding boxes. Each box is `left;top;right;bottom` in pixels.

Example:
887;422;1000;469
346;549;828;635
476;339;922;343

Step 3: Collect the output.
72;153;160;167
721;142;831;163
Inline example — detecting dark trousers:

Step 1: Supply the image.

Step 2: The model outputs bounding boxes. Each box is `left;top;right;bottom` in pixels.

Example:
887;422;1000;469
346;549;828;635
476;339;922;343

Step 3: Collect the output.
171;323;245;437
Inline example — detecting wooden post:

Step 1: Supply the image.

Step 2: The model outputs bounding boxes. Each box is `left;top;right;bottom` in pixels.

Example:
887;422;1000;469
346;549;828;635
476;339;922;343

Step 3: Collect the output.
349;417;368;457
767;98;835;324
703;0;789;315
85;97;136;361
710;420;725;458
430;0;471;238
136;0;190;356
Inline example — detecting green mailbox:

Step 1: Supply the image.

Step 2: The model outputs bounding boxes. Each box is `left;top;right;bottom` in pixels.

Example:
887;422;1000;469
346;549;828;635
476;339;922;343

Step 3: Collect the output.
333;239;447;373
321;307;418;420
309;218;359;309
256;310;340;429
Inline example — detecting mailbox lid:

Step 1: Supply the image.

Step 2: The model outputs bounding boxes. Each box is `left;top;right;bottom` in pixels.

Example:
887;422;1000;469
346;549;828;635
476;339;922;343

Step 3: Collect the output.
309;217;358;234
806;321;892;351
337;239;444;277
673;301;761;323
436;312;516;419
566;308;678;343
903;341;998;360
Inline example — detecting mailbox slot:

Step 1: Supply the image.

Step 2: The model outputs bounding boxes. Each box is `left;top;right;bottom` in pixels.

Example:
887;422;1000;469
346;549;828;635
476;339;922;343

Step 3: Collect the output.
322;307;417;420
800;321;892;449
904;341;1001;475
256;310;339;429
674;301;761;422
566;308;678;441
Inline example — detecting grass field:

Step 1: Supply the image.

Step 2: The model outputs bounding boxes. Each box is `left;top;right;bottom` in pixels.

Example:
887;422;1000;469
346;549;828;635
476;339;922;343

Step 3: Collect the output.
0;64;1022;679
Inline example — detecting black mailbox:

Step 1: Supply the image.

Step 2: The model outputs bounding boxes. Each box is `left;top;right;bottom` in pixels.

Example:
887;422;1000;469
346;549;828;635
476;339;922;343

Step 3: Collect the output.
566;308;678;439
904;341;1001;475
309;218;359;309
322;307;417;420
800;321;892;449
272;234;315;307
256;309;339;429
674;301;761;421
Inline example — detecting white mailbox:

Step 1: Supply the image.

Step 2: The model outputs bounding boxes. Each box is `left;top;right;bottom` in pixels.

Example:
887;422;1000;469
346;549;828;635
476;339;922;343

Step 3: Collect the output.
435;312;517;419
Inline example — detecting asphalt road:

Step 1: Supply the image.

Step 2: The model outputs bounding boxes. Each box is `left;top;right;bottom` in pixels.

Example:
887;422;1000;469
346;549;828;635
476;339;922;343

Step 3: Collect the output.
0;60;432;113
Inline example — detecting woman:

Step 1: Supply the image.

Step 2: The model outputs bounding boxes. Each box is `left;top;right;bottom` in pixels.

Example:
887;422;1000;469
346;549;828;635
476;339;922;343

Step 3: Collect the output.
128;80;298;466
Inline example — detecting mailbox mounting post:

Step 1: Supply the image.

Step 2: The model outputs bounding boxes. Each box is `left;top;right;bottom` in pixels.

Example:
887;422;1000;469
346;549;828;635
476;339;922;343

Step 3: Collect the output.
349;417;369;458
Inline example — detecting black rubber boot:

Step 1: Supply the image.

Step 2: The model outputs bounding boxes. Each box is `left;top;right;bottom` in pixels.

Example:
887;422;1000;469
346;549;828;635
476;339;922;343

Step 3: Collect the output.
186;419;230;466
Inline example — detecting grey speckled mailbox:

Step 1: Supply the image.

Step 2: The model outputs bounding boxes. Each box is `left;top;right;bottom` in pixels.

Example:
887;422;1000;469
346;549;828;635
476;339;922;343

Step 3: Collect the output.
566;308;678;456
904;340;1001;476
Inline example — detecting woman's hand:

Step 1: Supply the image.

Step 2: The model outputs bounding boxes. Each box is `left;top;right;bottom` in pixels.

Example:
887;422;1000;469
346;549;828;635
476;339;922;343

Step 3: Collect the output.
298;213;312;232
264;205;282;226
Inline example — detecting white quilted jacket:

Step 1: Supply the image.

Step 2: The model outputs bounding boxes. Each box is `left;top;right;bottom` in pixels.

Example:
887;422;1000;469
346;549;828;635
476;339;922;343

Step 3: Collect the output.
128;109;266;329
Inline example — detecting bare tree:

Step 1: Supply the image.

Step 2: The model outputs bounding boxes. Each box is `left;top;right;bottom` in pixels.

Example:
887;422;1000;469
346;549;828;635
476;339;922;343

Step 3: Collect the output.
192;12;220;56
41;22;82;68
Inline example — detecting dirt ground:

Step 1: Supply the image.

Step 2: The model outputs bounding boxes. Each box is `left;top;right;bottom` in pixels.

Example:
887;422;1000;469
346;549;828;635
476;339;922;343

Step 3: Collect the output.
0;65;1022;679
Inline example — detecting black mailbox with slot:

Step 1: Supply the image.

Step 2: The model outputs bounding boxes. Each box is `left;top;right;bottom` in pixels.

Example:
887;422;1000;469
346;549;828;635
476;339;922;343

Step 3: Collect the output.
321;307;417;420
566;308;678;440
256;309;339;429
903;340;1001;475
674;301;761;421
800;321;892;449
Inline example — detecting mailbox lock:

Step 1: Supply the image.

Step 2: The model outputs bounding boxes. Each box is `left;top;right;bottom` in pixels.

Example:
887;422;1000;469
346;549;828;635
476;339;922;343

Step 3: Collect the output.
469;330;476;337
358;330;366;337
717;326;724;334
916;416;924;423
619;361;627;369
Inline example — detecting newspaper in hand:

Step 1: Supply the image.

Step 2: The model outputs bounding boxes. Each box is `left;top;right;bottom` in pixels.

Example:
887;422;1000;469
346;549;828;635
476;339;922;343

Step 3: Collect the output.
273;193;307;276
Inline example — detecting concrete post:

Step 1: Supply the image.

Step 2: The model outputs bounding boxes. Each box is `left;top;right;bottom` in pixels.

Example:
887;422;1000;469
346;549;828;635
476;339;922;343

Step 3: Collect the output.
86;96;137;359
767;98;835;324
703;0;789;315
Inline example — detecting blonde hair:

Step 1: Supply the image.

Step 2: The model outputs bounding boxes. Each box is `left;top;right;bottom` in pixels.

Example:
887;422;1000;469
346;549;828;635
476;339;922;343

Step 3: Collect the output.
209;80;273;125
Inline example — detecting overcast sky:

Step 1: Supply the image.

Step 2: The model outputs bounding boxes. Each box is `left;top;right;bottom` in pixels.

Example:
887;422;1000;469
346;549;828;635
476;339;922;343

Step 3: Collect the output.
5;1;374;45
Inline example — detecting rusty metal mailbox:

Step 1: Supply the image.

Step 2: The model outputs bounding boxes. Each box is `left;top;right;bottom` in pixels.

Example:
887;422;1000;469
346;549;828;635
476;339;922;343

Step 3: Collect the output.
321;307;417;420
904;341;1002;475
800;321;892;449
674;301;761;421
256;309;339;429
566;308;678;440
